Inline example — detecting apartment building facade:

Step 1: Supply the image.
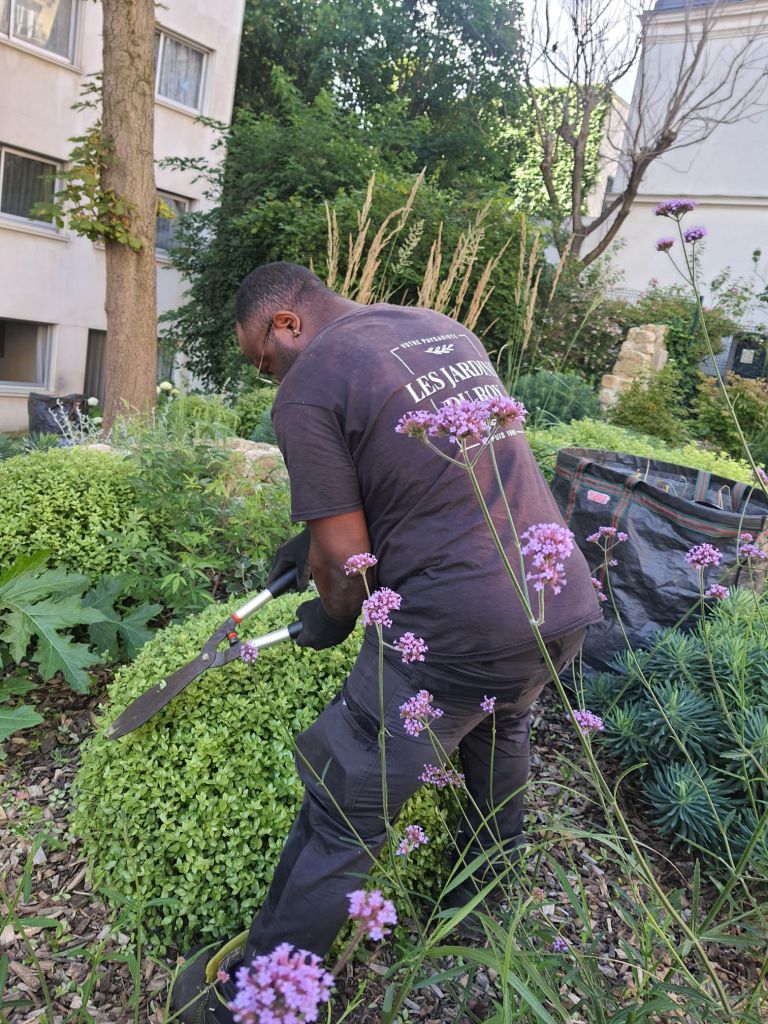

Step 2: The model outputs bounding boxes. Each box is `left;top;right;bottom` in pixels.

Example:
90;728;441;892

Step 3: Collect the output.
593;0;768;307
0;0;245;432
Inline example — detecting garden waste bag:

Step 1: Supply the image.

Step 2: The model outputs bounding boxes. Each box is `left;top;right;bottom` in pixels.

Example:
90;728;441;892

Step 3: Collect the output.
551;447;768;674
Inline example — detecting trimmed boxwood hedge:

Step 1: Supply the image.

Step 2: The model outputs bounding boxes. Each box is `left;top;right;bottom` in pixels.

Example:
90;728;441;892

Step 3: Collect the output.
0;448;147;579
72;594;455;952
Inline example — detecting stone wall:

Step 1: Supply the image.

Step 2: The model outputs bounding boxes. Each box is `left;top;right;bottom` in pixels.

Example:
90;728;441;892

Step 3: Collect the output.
599;324;669;410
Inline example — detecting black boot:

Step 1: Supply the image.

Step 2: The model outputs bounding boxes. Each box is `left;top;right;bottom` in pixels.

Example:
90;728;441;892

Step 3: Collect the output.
170;935;245;1024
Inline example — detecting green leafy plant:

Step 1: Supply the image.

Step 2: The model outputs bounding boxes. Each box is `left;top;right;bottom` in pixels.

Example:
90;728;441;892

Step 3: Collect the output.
607;362;691;444
0;551;108;693
233;386;277;439
586;593;768;865
645;762;735;850
72;594;454;952
0;448;147;580
527;417;753;485
0;672;42;750
696;372;768;464
510;369;600;426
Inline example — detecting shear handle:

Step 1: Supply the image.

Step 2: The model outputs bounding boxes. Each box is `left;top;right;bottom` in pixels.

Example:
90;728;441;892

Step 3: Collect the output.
231;569;299;624
213;620;303;667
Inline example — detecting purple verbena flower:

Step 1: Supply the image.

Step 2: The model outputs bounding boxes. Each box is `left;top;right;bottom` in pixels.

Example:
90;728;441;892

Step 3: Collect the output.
396;824;429;856
393;632;428;663
591;577;608;602
480;695;497;714
551;937;570;953
740;542;768;561
362;587;402;628
655;238;675;252
685;543;723;570
395;409;436;439
240;640;260;664
521;522;575;596
704;584;729;601
344;552;378;576
347;890;397;941
586;525;628;544
740;532;754;543
228;943;333;1024
683;225;707;243
654;198;698;218
217;969;231;984
757;467;768;488
419;763;465;789
483;395;528;429
429;399;492;444
399;689;444;737
573;709;604;733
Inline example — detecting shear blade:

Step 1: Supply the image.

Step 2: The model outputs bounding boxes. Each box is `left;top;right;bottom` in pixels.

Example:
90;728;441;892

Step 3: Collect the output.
105;655;210;740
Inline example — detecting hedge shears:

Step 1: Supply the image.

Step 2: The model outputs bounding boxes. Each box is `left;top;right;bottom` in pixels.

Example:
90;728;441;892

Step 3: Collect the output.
106;570;302;740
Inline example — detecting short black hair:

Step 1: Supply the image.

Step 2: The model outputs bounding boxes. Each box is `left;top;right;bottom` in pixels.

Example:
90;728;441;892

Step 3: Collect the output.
235;262;331;330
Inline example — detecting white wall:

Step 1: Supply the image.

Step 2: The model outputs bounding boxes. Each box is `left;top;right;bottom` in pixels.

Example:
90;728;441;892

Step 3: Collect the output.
0;0;245;431
589;0;768;305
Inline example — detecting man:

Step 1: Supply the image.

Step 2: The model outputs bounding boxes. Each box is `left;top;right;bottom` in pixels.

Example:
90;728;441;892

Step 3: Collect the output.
173;262;601;1022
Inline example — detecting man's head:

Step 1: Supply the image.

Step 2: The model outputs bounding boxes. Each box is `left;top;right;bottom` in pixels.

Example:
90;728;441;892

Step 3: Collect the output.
235;262;344;381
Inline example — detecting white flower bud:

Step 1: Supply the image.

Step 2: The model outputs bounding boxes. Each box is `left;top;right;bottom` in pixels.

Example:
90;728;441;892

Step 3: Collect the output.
87;396;99;407
159;381;173;391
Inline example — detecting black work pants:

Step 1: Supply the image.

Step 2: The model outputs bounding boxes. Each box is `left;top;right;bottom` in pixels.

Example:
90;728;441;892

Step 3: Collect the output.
245;628;585;960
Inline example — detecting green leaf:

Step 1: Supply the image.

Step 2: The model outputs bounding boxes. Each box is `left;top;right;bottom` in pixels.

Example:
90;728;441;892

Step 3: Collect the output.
0;550;50;588
0;601;104;692
0;704;44;744
84;575;160;659
0;675;37;699
0;555;109;691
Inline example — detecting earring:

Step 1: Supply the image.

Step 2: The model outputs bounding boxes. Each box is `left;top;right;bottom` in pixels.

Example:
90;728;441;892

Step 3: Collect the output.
292;329;301;337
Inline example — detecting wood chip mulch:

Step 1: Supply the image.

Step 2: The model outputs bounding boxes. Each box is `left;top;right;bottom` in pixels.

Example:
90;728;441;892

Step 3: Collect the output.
1;675;764;1024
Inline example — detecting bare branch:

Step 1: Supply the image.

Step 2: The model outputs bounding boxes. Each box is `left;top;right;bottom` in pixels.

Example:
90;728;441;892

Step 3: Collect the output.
520;0;768;265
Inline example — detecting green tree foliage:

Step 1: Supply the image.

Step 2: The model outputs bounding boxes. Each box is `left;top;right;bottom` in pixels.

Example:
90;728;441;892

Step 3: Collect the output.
163;81;528;389
235;0;524;183
507;88;608;222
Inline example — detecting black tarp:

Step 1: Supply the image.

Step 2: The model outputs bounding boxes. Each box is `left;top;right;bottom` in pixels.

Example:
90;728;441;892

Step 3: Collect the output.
28;392;86;436
551;447;768;673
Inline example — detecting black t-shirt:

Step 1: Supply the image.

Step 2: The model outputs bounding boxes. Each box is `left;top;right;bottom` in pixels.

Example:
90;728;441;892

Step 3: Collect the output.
273;304;602;660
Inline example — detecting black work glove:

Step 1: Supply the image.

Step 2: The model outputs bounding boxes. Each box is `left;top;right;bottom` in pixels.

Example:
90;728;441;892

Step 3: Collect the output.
268;529;311;592
295;598;357;650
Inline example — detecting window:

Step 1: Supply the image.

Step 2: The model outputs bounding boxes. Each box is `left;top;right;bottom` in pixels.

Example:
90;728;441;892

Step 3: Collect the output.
156;192;189;253
84;329;106;405
0;146;57;223
0;318;52;386
155;30;205;111
0;0;77;61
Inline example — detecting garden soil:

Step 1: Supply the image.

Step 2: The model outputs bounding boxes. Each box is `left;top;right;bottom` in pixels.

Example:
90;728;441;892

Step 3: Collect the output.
1;673;763;1024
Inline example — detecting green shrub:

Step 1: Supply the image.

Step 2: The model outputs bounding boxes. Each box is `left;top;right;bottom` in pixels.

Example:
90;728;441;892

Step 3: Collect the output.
0;440;293;619
0;449;145;579
528;417;753;484
0;434;22;460
695;372;768;464
72;595;454;952
607;362;691;444
510;370;600;427
233;387;276;440
586;590;767;869
159;393;240;439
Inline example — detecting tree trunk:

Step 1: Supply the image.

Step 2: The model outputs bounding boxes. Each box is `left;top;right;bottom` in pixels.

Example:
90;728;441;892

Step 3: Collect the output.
101;0;157;429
